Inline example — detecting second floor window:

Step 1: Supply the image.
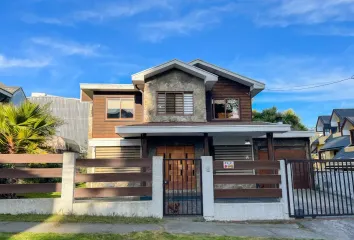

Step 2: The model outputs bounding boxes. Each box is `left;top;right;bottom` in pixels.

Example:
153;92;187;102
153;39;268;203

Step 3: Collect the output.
157;92;193;115
107;98;134;119
213;98;240;120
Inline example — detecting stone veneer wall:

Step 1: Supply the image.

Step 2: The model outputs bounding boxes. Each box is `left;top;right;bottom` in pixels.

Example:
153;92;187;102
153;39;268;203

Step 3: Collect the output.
144;68;206;122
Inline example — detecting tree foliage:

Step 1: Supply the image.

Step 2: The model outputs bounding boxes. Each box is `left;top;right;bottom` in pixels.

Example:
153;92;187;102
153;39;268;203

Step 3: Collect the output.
0;101;63;154
252;107;308;131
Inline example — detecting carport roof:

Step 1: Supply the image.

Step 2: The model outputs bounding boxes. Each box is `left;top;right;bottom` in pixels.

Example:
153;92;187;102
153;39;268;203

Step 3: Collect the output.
334;148;354;159
320;135;350;151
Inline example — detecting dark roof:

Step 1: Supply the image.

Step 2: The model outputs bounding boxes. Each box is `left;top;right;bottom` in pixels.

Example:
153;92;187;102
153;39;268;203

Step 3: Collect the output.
125;121;278;127
345;117;354;125
0;83;21;95
332;109;354;126
334;148;354;159
319;115;331;125
320;135;350;151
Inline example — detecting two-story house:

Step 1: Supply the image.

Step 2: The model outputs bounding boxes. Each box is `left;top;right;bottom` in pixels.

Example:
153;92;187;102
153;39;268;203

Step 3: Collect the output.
80;59;313;188
316;109;354;159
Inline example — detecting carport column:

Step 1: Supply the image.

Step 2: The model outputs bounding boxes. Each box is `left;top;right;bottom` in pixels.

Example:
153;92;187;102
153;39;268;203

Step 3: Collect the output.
61;152;78;214
152;156;163;218
279;160;290;219
201;156;214;221
266;132;275;161
285;161;294;217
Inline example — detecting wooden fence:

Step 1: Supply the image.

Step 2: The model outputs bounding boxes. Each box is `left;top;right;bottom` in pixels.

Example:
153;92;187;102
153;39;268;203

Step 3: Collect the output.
0;154;63;195
213;160;282;199
74;158;152;199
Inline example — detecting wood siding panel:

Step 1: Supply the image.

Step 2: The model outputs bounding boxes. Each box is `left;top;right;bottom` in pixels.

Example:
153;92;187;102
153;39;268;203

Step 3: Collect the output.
76;158;151;168
0;168;62;178
214;189;282;198
213;160;280;170
0;183;62;194
75;172;152;183
214;175;281;184
92;92;143;138
0;154;63;164
208;77;252;122
74;187;152;198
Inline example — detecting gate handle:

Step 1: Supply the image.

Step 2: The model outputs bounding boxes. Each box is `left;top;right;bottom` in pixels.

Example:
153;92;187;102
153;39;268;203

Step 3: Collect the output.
164;180;169;184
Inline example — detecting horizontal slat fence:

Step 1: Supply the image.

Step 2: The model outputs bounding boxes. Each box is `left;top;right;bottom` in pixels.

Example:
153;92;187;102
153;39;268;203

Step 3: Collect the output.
213;160;282;199
0;154;63;196
75;158;152;199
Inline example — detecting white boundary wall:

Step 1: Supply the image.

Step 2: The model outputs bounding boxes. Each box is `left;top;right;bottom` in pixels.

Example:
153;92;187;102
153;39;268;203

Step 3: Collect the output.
0;154;163;218
202;157;290;221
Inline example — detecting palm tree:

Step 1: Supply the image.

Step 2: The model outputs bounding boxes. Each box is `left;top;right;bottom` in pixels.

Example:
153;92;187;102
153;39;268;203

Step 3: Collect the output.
0;101;63;154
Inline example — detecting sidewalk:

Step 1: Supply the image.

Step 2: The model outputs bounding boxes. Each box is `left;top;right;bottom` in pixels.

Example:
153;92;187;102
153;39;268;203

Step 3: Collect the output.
0;218;354;239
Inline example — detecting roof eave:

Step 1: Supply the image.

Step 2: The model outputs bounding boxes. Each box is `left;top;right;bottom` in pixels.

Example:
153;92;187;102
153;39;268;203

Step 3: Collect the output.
131;59;218;91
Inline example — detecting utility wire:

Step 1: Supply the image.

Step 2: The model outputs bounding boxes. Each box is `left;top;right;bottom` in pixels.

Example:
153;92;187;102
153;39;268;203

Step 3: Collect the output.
265;75;354;92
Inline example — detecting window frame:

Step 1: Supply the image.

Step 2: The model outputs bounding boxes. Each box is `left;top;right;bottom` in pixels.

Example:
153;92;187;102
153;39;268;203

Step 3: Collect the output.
156;91;194;116
105;97;135;121
212;98;241;120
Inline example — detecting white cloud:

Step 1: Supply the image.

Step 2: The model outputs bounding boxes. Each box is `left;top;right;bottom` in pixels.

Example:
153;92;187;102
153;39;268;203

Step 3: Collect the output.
31;37;102;57
73;0;172;22
140;3;237;42
0;54;50;68
22;0;173;25
255;0;354;26
21;14;71;26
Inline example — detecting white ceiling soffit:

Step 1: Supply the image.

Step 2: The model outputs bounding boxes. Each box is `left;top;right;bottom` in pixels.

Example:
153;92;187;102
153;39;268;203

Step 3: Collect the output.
189;59;265;97
131;59;218;90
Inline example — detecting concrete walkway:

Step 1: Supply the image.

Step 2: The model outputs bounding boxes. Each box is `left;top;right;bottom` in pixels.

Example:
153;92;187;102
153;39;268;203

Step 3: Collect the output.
0;218;354;239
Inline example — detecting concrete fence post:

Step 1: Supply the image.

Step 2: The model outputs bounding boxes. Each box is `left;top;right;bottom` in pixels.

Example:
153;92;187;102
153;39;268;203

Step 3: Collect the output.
201;156;214;221
61;152;78;214
279;160;290;219
152;156;163;218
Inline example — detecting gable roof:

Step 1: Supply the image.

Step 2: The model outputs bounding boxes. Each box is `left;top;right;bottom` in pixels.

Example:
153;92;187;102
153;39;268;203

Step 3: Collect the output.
316;115;331;132
330;109;354;127
319;115;331;125
0;82;23;99
189;59;265;97
132;59;218;90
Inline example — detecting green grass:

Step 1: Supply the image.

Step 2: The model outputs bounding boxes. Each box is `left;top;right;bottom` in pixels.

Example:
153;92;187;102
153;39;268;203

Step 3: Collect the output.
0;232;295;240
17;192;61;199
0;214;162;224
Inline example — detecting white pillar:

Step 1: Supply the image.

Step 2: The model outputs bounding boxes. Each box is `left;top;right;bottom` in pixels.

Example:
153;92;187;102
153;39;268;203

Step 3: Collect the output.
286;161;294;217
279;160;290;219
60;152;78;214
152;156;163;218
201;156;214;221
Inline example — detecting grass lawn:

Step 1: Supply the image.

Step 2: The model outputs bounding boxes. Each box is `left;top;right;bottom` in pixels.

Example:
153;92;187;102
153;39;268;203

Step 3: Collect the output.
0;214;162;224
17;192;61;199
0;232;293;240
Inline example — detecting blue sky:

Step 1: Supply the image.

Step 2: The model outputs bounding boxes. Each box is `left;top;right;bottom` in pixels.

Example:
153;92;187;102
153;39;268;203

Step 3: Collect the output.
1;0;354;128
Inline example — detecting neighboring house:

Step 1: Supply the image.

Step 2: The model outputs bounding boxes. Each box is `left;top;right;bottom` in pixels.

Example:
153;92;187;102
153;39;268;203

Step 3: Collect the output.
29;93;90;154
0;82;26;105
311;115;335;159
315;109;354;159
80;58;313;181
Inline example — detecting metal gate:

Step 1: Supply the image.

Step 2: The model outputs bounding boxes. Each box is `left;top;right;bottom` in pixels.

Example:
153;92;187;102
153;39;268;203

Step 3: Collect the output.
285;159;354;218
163;158;203;216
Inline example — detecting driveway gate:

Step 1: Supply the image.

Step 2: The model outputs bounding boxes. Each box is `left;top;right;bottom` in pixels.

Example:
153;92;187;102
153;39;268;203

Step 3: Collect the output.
285;159;354;218
163;158;203;216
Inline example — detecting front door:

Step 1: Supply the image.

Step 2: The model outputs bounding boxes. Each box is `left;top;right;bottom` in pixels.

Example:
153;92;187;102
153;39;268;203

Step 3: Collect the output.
157;145;202;216
157;146;195;190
